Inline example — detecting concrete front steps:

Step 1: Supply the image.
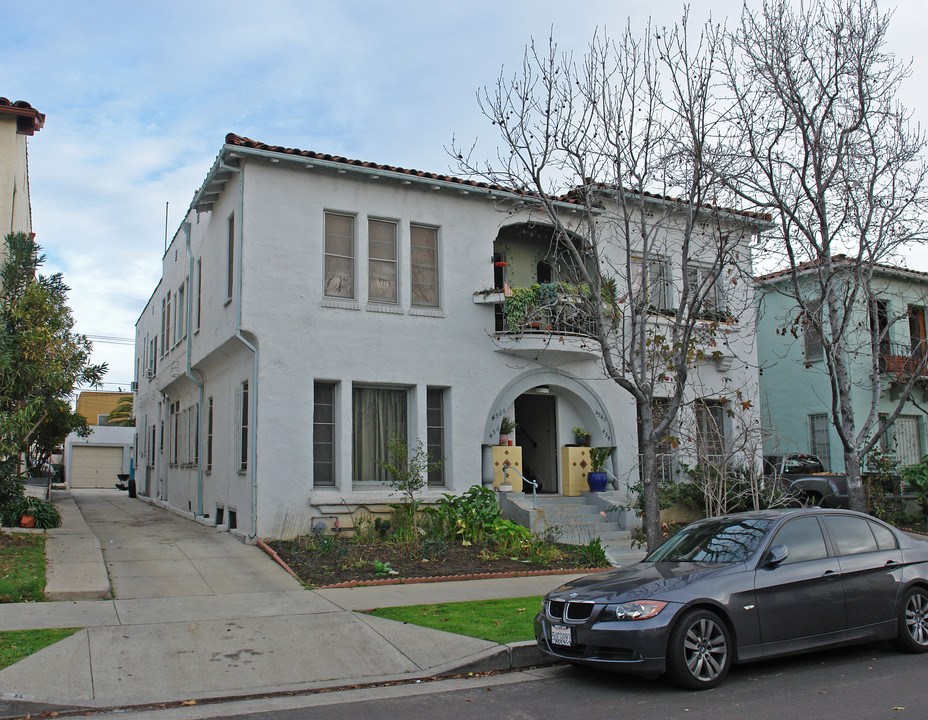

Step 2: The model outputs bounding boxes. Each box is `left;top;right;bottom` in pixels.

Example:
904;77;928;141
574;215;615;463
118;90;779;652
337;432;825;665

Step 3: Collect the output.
499;491;646;567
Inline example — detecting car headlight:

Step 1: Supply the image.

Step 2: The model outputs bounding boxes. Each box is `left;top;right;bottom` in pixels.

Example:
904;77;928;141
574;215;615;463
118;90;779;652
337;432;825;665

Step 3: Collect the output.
605;600;667;620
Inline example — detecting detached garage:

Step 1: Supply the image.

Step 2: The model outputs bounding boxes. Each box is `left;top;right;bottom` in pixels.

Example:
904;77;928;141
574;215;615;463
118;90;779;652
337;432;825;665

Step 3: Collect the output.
70;446;125;488
64;426;134;489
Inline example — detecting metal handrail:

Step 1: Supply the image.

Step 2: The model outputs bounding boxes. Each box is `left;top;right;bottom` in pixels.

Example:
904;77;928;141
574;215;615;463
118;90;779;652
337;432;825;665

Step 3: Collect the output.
501;465;539;508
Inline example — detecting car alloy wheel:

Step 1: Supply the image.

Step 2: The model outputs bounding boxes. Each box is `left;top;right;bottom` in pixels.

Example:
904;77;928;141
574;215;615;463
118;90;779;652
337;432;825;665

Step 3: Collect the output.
667;609;731;689
894;587;928;653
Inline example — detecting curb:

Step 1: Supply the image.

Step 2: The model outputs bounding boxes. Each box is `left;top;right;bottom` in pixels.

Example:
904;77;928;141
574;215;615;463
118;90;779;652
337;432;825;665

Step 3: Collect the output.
0;642;555;720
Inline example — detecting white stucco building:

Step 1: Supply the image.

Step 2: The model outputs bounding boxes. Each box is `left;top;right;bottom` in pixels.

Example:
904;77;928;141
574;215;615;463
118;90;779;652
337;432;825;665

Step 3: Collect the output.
134;134;765;540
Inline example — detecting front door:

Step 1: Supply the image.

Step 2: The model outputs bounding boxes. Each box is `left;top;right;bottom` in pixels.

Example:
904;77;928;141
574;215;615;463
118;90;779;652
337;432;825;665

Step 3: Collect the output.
515;393;557;493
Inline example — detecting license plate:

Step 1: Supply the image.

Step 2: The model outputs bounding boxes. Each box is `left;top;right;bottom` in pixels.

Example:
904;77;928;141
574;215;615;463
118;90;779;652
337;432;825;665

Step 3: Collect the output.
550;624;572;646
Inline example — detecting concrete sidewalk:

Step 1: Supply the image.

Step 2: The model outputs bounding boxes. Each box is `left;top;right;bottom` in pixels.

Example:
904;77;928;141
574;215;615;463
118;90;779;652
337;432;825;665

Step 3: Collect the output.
0;489;621;718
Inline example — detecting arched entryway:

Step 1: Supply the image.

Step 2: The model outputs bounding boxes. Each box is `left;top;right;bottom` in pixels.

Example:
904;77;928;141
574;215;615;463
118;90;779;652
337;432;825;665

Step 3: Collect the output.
483;369;616;494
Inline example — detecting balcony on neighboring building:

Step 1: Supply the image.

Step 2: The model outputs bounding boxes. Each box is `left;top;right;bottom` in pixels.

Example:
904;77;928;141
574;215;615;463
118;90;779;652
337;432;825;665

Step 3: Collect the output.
878;341;928;378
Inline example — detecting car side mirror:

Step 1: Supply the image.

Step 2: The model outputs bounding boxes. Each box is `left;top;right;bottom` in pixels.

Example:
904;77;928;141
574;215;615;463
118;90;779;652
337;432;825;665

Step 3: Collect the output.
765;545;789;567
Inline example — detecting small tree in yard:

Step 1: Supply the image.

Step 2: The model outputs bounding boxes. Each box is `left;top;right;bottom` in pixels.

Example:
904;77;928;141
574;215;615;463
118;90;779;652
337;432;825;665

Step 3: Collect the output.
26;398;89;477
0;232;106;517
726;0;928;512
455;17;767;552
376;435;442;541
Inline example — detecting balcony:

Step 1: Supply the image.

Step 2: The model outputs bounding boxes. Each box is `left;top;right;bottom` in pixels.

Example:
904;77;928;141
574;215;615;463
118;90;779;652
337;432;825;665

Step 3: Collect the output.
477;284;601;365
879;341;928;378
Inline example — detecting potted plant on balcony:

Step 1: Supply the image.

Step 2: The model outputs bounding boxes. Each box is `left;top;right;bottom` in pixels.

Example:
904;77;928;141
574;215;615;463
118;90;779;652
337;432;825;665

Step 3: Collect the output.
587;447;614;492
573;426;591;446
499;416;517;445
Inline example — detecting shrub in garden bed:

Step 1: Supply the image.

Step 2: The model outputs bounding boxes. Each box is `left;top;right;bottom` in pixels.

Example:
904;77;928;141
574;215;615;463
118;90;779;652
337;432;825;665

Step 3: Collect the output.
268;485;610;587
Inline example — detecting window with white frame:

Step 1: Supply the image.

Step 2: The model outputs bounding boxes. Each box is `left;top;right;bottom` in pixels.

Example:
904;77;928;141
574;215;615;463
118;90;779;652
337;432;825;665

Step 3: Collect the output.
235;381;249;472
165;293;172;351
696;400;726;464
881;414;922;468
352;386;407;483
368;218;398;303
411;224;439;307
227;214;235;302
809;413;831;470
804;300;824;362
651;398;676;483
177;282;185;341
205;396;213;473
630;255;672;310
427;387;446;486
685;263;726;316
313;382;336;487
160;297;166;357
324;212;355;298
169;401;179;466
196;259;202;331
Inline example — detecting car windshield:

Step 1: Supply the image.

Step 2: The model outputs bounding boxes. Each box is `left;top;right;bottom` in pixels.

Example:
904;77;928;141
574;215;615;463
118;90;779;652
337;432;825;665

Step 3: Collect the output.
645;518;773;564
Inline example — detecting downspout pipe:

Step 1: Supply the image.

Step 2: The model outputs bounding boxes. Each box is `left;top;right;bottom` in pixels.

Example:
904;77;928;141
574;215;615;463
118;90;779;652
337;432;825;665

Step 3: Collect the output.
182;220;205;517
226;155;259;538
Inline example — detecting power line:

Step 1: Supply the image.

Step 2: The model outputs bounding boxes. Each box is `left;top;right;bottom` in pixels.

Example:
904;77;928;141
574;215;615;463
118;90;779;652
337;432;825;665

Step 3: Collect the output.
85;334;135;346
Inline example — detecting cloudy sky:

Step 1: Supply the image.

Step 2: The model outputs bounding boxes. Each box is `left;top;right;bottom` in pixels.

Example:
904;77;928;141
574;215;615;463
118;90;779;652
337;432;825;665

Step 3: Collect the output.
3;0;927;391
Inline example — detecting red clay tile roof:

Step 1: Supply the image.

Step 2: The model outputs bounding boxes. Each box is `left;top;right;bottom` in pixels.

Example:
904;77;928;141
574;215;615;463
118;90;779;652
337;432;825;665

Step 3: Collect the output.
0;98;45;135
224;133;771;222
224;133;541;200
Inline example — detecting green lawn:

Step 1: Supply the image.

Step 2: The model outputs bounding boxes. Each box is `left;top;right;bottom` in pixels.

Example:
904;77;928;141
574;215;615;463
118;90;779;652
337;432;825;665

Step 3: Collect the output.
0;532;46;603
366;595;544;644
0;628;81;670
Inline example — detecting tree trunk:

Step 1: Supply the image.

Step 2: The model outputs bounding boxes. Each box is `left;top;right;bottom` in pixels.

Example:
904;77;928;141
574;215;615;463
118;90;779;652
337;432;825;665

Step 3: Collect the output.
845;451;866;513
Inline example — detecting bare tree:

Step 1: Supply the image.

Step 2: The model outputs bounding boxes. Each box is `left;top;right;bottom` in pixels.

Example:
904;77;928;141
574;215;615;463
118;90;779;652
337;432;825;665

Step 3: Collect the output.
726;0;928;511
455;17;768;551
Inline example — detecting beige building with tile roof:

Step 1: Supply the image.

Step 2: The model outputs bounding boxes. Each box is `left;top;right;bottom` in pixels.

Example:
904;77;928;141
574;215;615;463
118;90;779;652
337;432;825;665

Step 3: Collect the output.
0;98;44;257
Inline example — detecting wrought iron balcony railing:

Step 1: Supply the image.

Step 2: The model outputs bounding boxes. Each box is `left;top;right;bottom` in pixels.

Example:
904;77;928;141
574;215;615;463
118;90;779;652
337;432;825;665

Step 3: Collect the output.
878;341;928;377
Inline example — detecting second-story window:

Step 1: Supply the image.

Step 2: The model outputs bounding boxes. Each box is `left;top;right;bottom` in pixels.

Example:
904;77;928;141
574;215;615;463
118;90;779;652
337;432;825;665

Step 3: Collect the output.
160;298;166;357
324;212;354;298
411;224;439;307
804;299;824;362
227;214;235;302
685;263;726;316
630;255;672;311
196;259;202;332
369;218;398;303
165;293;172;351
177;283;185;341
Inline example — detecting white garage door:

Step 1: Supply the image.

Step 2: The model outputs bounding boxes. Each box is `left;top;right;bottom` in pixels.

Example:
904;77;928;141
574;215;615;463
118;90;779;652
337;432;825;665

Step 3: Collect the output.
70;446;124;488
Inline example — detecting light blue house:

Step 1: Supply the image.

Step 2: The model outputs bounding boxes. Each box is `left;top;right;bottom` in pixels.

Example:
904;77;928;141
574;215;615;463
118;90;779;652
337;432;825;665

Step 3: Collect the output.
757;259;928;472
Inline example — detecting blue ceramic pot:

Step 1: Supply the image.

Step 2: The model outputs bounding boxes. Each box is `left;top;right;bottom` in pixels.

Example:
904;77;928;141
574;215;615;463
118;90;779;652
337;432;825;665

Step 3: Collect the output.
587;471;608;492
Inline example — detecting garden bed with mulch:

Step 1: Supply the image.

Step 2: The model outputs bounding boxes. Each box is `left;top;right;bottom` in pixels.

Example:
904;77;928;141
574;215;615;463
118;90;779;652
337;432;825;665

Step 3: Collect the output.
266;536;607;588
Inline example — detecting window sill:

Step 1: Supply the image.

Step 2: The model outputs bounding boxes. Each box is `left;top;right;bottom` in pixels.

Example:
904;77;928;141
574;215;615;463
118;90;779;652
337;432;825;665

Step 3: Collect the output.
367;303;404;315
322;298;361;311
409;307;444;318
308;487;449;504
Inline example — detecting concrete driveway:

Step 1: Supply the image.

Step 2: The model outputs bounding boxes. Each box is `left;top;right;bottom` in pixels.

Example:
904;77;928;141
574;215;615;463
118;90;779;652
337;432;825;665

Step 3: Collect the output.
72;490;301;599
